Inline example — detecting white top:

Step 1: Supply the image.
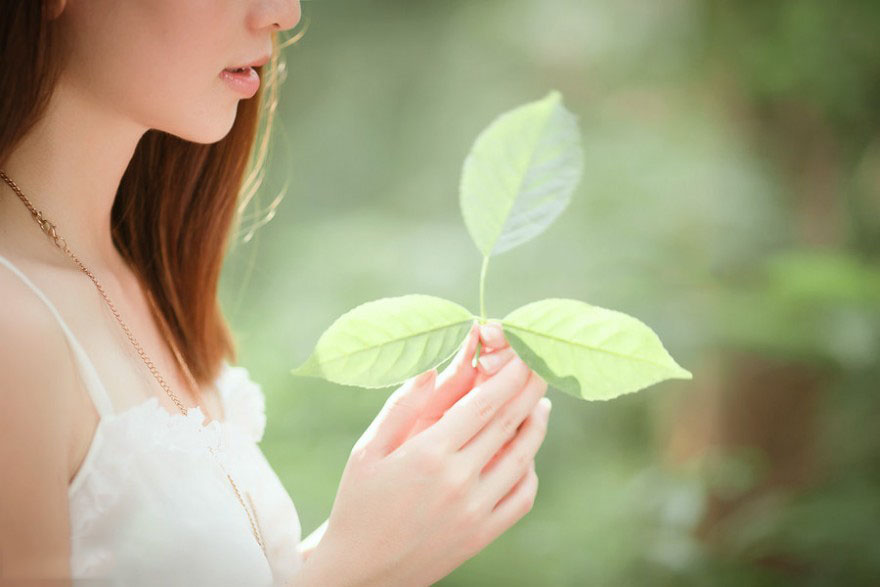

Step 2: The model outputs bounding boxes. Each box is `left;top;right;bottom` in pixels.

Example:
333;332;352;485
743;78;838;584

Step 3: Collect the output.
0;253;304;586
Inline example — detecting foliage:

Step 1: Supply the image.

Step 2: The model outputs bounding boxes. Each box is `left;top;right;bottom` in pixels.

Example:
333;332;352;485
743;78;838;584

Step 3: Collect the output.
291;91;691;400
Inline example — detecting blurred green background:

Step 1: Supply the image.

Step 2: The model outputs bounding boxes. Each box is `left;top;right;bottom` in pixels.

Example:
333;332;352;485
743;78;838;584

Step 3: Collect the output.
218;1;880;585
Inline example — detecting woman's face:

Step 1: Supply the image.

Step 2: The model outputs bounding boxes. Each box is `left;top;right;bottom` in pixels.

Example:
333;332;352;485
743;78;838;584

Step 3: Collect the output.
52;0;301;144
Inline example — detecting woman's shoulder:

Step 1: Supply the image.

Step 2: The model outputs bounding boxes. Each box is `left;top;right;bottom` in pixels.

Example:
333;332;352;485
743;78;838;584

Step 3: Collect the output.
0;260;79;409
0;257;87;479
0;304;77;577
0;259;98;484
0;260;102;575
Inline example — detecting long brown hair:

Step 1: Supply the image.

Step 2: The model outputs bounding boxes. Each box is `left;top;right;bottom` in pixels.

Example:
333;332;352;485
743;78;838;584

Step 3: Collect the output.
0;2;304;391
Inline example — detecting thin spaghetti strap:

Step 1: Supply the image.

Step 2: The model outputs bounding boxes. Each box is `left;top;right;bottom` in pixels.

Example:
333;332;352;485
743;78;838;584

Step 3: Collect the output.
0;253;116;418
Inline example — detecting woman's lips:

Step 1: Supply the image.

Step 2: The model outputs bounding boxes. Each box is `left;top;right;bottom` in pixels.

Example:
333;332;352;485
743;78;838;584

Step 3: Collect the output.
219;66;259;98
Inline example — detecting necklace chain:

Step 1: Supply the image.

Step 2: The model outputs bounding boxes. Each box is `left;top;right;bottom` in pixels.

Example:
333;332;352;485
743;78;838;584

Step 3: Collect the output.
0;169;268;561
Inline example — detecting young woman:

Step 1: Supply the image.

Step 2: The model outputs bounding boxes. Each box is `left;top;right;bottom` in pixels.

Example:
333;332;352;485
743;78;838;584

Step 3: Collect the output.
0;1;552;584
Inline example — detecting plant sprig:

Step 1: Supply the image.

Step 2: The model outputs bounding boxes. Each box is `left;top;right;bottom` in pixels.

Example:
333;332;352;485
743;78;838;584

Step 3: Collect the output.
292;90;692;401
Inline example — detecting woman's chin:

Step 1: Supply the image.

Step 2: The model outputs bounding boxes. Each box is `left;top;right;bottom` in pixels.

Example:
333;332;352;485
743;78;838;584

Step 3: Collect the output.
164;113;238;145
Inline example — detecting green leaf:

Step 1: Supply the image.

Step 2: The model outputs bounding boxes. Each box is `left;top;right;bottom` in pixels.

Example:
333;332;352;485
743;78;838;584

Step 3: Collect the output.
501;299;692;400
460;89;584;257
291;295;476;388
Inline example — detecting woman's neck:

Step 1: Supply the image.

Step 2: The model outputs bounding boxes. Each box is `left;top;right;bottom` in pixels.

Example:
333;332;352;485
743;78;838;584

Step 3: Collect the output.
0;74;147;274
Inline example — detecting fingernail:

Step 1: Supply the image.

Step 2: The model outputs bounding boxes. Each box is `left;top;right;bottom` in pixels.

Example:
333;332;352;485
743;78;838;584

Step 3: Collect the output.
538;397;552;419
477;349;511;374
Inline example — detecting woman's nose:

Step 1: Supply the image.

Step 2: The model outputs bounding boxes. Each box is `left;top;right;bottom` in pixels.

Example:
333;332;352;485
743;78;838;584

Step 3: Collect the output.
251;0;302;33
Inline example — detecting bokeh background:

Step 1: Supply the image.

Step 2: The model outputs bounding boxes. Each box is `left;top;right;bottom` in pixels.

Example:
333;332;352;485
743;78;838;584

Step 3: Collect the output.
218;1;880;585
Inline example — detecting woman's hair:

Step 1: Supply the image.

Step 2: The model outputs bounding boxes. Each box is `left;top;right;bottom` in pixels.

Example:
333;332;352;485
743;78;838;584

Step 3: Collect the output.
0;2;303;391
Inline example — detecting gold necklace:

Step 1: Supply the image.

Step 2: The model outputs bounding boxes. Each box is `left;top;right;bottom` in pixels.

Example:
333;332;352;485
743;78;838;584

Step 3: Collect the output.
0;169;268;562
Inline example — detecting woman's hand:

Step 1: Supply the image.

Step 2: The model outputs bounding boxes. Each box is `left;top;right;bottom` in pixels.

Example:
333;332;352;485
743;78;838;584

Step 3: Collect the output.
392;322;500;450
398;322;525;453
297;321;551;586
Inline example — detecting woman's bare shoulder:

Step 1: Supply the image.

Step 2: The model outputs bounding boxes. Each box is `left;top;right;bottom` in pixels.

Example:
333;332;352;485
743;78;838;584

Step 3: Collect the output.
0;265;79;576
0;262;80;448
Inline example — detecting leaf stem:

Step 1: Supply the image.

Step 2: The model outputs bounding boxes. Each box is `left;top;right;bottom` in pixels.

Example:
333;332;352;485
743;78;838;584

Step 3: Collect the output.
473;256;490;368
479;255;489;322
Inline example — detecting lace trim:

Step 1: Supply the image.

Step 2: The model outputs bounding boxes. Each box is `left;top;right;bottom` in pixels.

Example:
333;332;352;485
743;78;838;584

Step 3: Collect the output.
216;363;267;443
68;363;268;538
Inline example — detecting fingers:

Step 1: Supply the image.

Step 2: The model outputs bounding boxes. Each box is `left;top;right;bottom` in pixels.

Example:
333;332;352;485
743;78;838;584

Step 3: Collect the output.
404;323;482;442
476;397;551;510
356;368;438;457
470;461;538;554
458;370;548;472
489;461;539;531
419;354;532;453
427;323;481;421
479;321;508;352
476;346;516;378
494;461;534;512
470;346;518;393
403;328;519;446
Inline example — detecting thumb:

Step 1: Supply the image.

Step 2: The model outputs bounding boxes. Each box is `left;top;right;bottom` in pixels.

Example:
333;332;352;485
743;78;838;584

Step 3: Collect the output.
356;368;438;457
